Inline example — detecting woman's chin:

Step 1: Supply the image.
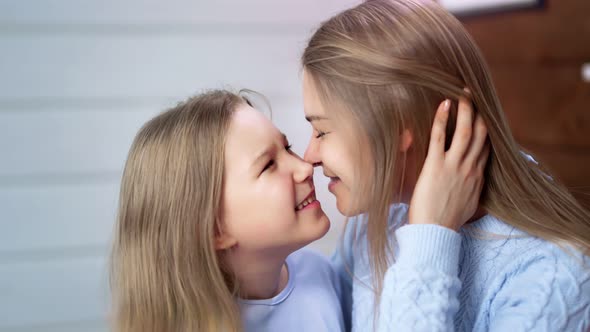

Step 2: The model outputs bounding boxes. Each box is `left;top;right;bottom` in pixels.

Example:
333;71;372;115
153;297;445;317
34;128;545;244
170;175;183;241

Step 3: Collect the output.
336;200;364;217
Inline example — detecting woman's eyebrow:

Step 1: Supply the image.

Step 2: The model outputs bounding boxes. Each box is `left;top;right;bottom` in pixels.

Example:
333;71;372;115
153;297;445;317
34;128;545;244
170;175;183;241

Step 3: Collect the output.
305;115;328;122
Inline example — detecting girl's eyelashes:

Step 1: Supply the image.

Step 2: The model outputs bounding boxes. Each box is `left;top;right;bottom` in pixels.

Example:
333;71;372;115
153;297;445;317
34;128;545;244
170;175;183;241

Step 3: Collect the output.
262;159;275;173
261;142;292;175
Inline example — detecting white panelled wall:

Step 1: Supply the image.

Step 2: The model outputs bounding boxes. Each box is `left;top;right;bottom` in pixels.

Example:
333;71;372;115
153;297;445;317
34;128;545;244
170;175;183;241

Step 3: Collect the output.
0;1;360;330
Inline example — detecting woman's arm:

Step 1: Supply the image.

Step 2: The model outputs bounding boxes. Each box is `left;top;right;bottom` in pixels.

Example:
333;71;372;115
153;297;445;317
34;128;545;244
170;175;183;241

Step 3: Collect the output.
485;253;590;332
379;224;462;332
378;94;488;331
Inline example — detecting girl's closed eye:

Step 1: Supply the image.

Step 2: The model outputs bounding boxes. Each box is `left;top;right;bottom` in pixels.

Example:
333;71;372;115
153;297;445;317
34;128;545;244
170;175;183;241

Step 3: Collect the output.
261;141;292;174
262;159;275;173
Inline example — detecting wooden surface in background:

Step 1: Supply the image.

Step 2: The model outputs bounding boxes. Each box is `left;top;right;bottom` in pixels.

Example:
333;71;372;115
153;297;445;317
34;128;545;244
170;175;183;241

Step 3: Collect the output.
464;0;590;63
462;0;590;207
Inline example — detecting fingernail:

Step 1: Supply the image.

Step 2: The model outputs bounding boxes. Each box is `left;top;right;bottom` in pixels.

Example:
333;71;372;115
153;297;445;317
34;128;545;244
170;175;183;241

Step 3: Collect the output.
443;99;450;111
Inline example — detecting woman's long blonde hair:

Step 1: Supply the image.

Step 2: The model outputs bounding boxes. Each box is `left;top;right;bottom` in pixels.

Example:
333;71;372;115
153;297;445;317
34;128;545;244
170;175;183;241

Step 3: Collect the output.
110;90;245;332
303;0;590;308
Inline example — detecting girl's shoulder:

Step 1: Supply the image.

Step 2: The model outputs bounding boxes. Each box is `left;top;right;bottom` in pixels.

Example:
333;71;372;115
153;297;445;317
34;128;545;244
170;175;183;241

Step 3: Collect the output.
288;248;335;278
289;248;331;265
288;249;344;297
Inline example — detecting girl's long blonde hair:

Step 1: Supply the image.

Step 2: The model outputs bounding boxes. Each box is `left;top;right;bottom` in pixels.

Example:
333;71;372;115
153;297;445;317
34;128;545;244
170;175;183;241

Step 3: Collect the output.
110;90;245;332
303;0;590;308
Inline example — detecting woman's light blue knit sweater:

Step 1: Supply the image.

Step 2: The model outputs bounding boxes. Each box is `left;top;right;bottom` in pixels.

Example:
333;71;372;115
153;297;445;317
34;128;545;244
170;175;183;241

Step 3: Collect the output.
333;204;590;331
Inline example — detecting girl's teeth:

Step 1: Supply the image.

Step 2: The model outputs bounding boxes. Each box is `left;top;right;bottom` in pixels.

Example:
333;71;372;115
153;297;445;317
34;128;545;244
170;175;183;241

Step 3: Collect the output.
296;194;317;211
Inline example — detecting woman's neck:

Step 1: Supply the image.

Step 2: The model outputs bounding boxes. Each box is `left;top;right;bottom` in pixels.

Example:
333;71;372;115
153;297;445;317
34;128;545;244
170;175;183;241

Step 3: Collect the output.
467;206;487;224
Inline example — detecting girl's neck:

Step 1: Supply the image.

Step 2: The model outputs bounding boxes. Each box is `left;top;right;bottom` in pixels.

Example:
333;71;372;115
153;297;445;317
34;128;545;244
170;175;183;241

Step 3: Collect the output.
230;250;290;300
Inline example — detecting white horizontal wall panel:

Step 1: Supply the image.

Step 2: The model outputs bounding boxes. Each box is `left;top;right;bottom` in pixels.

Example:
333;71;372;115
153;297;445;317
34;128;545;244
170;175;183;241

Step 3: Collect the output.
0;35;306;100
0;0;360;26
0;256;108;329
0;183;118;252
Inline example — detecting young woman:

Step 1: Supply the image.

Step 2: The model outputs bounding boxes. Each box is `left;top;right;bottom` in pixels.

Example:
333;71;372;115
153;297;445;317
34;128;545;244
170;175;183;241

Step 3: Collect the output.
301;0;590;331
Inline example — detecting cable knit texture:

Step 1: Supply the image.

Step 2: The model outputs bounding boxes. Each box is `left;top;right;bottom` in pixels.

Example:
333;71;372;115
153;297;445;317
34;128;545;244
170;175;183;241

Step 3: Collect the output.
332;204;590;332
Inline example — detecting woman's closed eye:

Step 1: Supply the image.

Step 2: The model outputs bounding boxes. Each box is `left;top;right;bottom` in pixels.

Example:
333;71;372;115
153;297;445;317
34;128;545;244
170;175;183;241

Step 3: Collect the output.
315;131;329;139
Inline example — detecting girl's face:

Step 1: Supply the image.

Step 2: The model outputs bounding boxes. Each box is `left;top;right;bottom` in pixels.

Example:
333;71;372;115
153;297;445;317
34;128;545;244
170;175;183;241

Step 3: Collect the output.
301;72;365;216
220;104;330;254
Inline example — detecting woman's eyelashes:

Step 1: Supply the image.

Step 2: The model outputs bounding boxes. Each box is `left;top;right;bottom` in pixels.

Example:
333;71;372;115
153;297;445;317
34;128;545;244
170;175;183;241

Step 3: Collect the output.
315;130;329;139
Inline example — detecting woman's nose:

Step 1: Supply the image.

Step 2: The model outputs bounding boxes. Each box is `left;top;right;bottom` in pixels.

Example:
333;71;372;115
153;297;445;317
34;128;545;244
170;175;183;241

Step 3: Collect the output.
303;137;321;166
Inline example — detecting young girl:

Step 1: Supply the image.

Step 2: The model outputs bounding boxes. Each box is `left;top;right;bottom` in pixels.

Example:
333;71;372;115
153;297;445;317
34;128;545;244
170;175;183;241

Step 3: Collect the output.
301;0;590;331
109;90;346;332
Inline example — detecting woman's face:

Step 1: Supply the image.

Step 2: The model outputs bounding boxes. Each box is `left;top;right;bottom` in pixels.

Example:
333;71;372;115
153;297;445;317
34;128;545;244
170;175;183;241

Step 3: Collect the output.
302;71;418;216
301;71;368;216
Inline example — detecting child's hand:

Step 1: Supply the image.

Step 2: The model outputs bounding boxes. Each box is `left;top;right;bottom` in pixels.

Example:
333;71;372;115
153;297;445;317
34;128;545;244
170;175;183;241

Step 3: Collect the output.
408;93;489;231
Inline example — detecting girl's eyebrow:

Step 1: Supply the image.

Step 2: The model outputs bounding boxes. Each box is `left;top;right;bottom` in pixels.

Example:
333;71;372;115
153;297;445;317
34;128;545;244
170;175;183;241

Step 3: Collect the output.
251;147;273;170
250;133;287;170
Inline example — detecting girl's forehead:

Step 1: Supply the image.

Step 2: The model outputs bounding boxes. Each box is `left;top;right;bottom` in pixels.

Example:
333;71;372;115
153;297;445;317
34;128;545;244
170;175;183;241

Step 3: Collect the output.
225;107;282;160
230;104;274;131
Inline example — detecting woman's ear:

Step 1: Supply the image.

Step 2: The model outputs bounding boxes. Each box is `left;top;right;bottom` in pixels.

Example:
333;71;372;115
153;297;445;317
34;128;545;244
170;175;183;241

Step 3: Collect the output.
214;222;237;250
399;129;413;152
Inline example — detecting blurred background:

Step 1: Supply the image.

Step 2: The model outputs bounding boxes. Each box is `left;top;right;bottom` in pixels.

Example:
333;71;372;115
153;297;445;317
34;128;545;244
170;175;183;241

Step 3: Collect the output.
0;0;588;331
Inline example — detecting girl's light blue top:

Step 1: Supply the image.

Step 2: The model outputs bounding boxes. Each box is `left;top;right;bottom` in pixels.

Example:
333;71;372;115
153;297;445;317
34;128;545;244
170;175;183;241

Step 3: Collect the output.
240;249;346;332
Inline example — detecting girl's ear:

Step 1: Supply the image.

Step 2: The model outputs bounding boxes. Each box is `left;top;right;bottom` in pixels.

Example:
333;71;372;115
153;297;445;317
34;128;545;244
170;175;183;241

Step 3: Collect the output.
214;221;237;250
399;129;413;152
